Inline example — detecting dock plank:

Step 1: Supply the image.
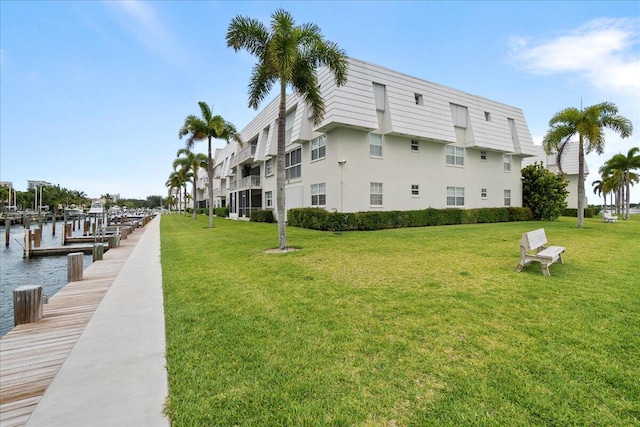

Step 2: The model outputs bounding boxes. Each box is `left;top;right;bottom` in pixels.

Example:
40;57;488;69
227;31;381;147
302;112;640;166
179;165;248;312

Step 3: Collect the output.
0;220;150;427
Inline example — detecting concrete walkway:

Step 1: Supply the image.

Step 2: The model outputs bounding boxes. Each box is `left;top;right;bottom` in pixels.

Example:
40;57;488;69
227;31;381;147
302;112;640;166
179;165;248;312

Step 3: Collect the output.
25;215;169;427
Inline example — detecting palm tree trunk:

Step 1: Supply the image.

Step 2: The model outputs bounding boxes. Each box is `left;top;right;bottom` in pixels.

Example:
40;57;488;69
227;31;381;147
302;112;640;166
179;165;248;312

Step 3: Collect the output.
617;184;622;215
184;184;188;216
276;80;287;251
625;177;630;220
577;135;585;228
207;136;214;228
192;179;197;220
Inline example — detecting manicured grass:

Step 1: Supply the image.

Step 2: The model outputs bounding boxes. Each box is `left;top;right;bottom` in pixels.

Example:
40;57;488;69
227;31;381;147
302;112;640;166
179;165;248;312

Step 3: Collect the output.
161;214;640;426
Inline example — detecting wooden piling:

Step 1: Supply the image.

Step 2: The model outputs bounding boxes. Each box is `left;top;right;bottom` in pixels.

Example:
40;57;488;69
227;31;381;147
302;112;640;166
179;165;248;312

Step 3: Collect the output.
52;212;56;236
5;217;9;247
24;229;32;258
13;285;44;326
83;220;90;236
108;235;119;248
93;243;104;261
33;228;42;247
67;252;84;282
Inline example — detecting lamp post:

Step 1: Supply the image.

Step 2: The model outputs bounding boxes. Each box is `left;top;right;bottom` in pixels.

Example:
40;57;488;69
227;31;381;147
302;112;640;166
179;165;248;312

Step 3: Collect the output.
338;159;346;212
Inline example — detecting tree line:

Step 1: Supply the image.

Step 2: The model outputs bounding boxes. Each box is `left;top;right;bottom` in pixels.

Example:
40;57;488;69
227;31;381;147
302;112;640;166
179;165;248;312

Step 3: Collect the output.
0;185;163;213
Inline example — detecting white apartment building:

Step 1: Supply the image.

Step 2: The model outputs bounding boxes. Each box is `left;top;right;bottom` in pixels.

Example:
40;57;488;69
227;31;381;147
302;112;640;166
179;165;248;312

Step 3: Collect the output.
207;58;538;220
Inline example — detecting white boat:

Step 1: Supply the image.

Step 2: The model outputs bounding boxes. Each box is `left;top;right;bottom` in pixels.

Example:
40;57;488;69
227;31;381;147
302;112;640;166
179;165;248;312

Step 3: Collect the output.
64;206;83;217
88;200;104;215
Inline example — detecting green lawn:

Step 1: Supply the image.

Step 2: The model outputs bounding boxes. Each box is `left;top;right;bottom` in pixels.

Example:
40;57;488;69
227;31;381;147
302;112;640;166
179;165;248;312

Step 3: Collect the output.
161;214;640;426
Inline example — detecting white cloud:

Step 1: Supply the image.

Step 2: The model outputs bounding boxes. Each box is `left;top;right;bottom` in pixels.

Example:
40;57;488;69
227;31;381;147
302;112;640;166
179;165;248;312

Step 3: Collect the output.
511;17;640;93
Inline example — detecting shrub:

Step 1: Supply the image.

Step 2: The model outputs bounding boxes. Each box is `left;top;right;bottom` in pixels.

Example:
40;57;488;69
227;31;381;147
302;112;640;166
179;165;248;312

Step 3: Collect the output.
522;162;569;220
250;210;274;223
214;207;229;217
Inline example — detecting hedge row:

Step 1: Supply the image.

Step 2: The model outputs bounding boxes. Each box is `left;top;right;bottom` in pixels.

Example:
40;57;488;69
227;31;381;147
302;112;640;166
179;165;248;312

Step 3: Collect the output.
288;207;533;232
562;208;594;218
251;210;274;223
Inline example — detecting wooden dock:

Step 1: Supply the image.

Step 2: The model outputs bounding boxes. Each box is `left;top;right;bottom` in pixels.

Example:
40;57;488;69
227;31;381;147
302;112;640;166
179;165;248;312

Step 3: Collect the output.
28;243;110;257
0;220;148;427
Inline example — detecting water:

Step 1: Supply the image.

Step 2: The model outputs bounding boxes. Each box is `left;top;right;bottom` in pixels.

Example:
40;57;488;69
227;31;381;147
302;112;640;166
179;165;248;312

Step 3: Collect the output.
0;221;93;337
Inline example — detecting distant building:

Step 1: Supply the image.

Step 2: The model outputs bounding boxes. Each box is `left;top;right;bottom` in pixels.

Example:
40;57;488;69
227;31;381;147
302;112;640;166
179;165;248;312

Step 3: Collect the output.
27;180;52;189
203;58;539;219
522;141;588;209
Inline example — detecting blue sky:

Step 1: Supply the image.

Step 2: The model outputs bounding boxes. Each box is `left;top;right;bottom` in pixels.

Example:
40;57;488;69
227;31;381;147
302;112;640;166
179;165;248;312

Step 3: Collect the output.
1;1;639;202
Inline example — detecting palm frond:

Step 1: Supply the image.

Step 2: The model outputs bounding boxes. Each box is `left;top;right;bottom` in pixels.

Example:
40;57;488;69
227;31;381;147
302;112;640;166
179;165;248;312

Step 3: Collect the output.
248;62;276;110
226;16;269;56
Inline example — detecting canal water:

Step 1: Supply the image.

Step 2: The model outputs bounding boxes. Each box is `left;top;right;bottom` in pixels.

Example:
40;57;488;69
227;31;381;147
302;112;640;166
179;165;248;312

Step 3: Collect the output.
0;221;93;337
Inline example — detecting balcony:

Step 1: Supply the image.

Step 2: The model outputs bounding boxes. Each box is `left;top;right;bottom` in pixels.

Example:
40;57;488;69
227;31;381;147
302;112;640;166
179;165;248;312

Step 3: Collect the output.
213;164;223;178
237;145;257;165
238;175;261;190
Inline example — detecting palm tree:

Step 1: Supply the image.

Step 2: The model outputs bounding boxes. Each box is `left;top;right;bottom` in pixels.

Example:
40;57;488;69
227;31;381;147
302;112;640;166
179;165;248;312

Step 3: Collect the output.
164;195;176;211
542;102;633;228
173;148;208;220
591;179;605;210
603;147;640;219
227;9;348;251
165;171;185;214
179;102;241;228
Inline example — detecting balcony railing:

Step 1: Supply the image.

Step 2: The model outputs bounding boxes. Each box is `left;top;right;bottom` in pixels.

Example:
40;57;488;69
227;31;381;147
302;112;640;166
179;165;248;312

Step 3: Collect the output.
226;175;261;192
237;145;257;164
238;175;261;189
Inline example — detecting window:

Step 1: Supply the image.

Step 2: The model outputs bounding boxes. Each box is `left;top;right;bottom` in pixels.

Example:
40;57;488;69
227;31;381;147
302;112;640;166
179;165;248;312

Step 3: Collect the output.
285;147;301;180
447;187;465;206
265;191;273;208
415;93;423;105
508;118;518;144
484;111;491;121
311;135;326;161
285;110;295;143
265;158;273;176
446;145;464;166
504;189;511;206
450;103;468;128
504;154;511;172
370;182;383;206
481;188;487;199
311;183;326;206
373;83;386;112
480;150;487;160
411;140;419;152
411;184;419;197
369;133;382;157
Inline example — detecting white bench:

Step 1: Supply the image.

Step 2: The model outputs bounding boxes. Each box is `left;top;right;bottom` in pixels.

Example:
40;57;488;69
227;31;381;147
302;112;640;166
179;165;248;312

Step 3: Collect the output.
601;211;618;223
515;228;565;276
